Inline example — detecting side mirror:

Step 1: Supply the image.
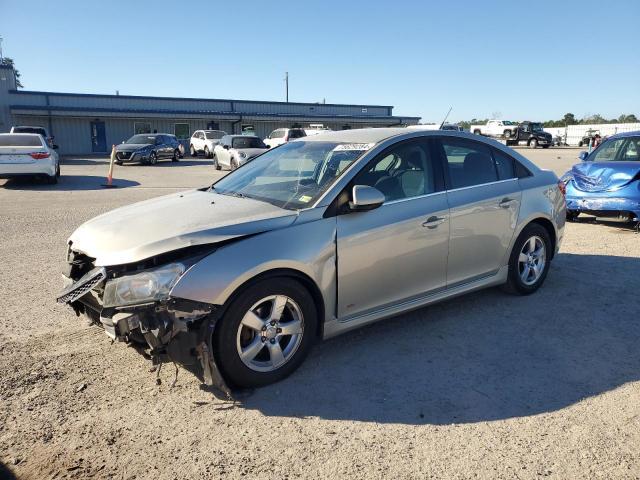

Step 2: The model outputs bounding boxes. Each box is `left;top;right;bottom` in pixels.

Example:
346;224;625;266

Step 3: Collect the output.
578;151;589;161
349;185;385;211
223;145;229;150
52;144;59;150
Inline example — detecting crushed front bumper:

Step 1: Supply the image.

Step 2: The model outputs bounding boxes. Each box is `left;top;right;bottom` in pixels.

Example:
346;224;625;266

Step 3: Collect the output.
565;195;640;220
57;273;231;397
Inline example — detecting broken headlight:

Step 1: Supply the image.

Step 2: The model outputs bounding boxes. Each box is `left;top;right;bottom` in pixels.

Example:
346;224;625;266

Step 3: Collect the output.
103;263;185;308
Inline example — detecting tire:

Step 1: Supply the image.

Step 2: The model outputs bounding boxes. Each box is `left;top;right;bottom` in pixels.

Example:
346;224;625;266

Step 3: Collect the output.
213;154;221;170
473;129;481;135
503;223;552;295
231;158;238;171
504;130;512;138
213;278;317;388
529;138;538;148
190;145;197;157
46;173;58;185
149;152;158;165
115;160;123;166
542;145;550;149
172;149;180;162
578;141;583;147
55;162;61;178
204;146;211;159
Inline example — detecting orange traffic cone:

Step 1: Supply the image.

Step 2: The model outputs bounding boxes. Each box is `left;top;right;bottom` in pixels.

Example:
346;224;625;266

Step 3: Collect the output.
102;144;118;188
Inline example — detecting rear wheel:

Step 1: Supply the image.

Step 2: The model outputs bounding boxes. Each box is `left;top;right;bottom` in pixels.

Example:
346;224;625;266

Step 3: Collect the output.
213;278;317;388
46;173;58;185
503;223;552;295
204;146;211;158
231;158;238;170
504;129;512;138
213;154;221;170
473;129;481;135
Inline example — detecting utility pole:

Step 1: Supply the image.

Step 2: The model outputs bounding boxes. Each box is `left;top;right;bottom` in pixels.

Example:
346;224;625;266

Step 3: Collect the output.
284;71;289;103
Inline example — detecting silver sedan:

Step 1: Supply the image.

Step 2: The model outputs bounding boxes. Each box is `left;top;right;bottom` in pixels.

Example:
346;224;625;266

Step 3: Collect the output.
58;128;566;391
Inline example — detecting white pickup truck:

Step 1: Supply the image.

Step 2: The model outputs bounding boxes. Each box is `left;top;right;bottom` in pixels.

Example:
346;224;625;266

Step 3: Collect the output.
470;120;518;138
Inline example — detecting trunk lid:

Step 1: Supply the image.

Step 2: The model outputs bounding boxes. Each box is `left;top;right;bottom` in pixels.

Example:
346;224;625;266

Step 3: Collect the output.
0;147;42;164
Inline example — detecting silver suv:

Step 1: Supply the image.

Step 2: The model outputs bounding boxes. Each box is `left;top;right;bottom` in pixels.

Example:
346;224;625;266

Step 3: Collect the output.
58;128;565;392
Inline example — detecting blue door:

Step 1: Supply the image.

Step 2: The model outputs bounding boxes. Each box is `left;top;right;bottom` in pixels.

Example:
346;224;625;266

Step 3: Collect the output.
90;121;107;153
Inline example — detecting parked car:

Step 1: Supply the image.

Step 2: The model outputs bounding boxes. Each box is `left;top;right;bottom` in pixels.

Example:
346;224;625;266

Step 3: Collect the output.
506;121;553;148
212;135;269;170
471;120;518;138
263;128;307;148
115;134;181;165
57;128;565;391
562;131;640;222
189;130;227;158
578;129;601;147
0;133;60;184
10;125;55;148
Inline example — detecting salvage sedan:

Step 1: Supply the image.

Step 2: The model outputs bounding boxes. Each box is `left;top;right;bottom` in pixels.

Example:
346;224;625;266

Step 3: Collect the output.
563;131;640;222
58;129;565;391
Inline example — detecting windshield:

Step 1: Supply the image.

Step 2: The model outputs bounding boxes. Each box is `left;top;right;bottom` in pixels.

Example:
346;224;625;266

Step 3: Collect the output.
205;131;225;140
212;141;371;210
590;137;640;162
232;137;266;149
531;123;544;132
503;121;515;125
126;134;156;144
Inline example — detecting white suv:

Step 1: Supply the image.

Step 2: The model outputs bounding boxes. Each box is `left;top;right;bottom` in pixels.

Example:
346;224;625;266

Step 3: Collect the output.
263;128;307;148
189;130;227;158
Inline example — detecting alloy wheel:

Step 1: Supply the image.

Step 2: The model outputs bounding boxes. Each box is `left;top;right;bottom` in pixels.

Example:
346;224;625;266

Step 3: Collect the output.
518;236;546;286
235;295;304;372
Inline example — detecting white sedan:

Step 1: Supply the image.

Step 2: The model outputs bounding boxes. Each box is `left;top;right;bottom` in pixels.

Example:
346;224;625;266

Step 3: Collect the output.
213;135;269;170
0;133;60;184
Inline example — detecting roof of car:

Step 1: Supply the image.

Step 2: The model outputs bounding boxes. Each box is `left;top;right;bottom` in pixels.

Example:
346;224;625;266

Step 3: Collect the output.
607;130;640;140
226;134;259;139
300;127;412;143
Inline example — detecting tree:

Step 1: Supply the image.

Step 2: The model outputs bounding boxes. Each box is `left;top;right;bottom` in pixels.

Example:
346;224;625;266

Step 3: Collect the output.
563;113;576;125
0;57;23;88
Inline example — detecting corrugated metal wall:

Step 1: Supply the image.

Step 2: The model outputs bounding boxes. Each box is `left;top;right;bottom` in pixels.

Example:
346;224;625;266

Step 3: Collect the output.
544;123;640;146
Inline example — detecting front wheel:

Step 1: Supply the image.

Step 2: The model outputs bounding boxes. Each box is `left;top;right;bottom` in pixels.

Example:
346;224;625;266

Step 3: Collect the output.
473;129;481;135
213;154;221;170
529;138;538;148
190;145;197;157
204;146;211;158
148;152;158;165
172;149;180;162
503;223;552;295
213;278;317;388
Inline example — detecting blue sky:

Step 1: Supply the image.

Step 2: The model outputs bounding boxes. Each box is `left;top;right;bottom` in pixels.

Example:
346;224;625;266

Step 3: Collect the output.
1;0;638;123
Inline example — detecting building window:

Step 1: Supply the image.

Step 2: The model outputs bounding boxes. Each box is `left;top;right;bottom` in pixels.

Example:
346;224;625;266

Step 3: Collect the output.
361;108;368;113
134;122;151;134
174;123;190;140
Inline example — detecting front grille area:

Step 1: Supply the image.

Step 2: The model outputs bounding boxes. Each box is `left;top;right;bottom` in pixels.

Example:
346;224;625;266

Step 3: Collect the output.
117;152;132;160
57;267;106;304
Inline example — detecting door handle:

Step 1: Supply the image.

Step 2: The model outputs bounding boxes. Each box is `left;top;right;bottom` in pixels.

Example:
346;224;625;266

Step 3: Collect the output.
499;197;516;208
422;216;446;229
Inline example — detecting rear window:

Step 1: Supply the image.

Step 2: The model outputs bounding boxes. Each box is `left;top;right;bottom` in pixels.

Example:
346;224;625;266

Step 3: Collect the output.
0;135;44;147
205;131;225;140
288;129;306;139
12;127;47;136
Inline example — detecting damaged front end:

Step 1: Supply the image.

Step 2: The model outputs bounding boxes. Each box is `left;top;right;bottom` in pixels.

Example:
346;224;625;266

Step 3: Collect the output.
56;246;232;397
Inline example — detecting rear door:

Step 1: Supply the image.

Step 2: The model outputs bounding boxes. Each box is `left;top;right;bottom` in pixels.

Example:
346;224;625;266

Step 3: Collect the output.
435;137;521;286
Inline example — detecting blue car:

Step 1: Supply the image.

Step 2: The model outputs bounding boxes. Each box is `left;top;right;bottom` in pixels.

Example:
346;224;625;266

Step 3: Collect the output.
562;131;640;223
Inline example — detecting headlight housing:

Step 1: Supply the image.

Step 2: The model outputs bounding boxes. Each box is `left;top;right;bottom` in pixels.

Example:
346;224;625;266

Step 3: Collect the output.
238;151;247;159
103;263;185;308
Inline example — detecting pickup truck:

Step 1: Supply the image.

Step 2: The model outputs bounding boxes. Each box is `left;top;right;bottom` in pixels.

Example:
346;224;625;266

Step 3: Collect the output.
507;121;552;148
471;120;518;138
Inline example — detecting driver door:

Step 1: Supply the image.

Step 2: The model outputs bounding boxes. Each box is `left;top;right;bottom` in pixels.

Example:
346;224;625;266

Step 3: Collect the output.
336;138;449;321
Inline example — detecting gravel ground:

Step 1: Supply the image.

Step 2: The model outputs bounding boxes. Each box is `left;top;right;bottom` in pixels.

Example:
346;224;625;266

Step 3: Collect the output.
1;148;639;480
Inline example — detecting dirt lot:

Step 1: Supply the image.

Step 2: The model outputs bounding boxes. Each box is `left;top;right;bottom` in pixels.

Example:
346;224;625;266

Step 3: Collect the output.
1;148;639;479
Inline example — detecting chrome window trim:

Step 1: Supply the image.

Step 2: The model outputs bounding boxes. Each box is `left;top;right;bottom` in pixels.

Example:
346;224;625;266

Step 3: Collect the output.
445;177;519;193
381;189;447;206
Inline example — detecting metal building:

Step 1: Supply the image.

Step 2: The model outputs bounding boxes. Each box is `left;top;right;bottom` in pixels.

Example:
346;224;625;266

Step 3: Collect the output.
0;65;420;155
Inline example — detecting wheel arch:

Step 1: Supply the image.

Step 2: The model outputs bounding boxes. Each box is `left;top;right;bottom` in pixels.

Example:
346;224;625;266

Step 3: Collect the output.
215;268;326;340
519;217;557;260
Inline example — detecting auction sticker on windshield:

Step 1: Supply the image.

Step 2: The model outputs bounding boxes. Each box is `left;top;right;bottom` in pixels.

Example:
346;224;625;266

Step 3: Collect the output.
333;143;375;151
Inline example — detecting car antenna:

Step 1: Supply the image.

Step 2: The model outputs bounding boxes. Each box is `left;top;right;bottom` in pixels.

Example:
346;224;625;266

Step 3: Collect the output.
439;107;453;130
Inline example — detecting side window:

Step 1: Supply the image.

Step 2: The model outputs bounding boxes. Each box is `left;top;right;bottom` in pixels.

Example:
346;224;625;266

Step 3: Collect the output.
492;148;516;180
590;138;626;162
620;137;640;161
354;140;438;202
440;138;498;189
220;136;229;146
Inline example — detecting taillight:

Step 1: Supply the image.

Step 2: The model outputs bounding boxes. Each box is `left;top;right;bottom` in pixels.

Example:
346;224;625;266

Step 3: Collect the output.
29;152;50;160
557;179;566;196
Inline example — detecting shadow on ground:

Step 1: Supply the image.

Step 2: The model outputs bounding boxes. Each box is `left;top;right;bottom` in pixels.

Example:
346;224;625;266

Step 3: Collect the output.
1;175;140;191
238;253;640;425
0;461;18;480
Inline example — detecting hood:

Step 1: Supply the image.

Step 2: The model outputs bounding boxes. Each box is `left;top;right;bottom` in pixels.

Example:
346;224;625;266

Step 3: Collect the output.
69;190;297;266
568;161;640;192
116;143;151;152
